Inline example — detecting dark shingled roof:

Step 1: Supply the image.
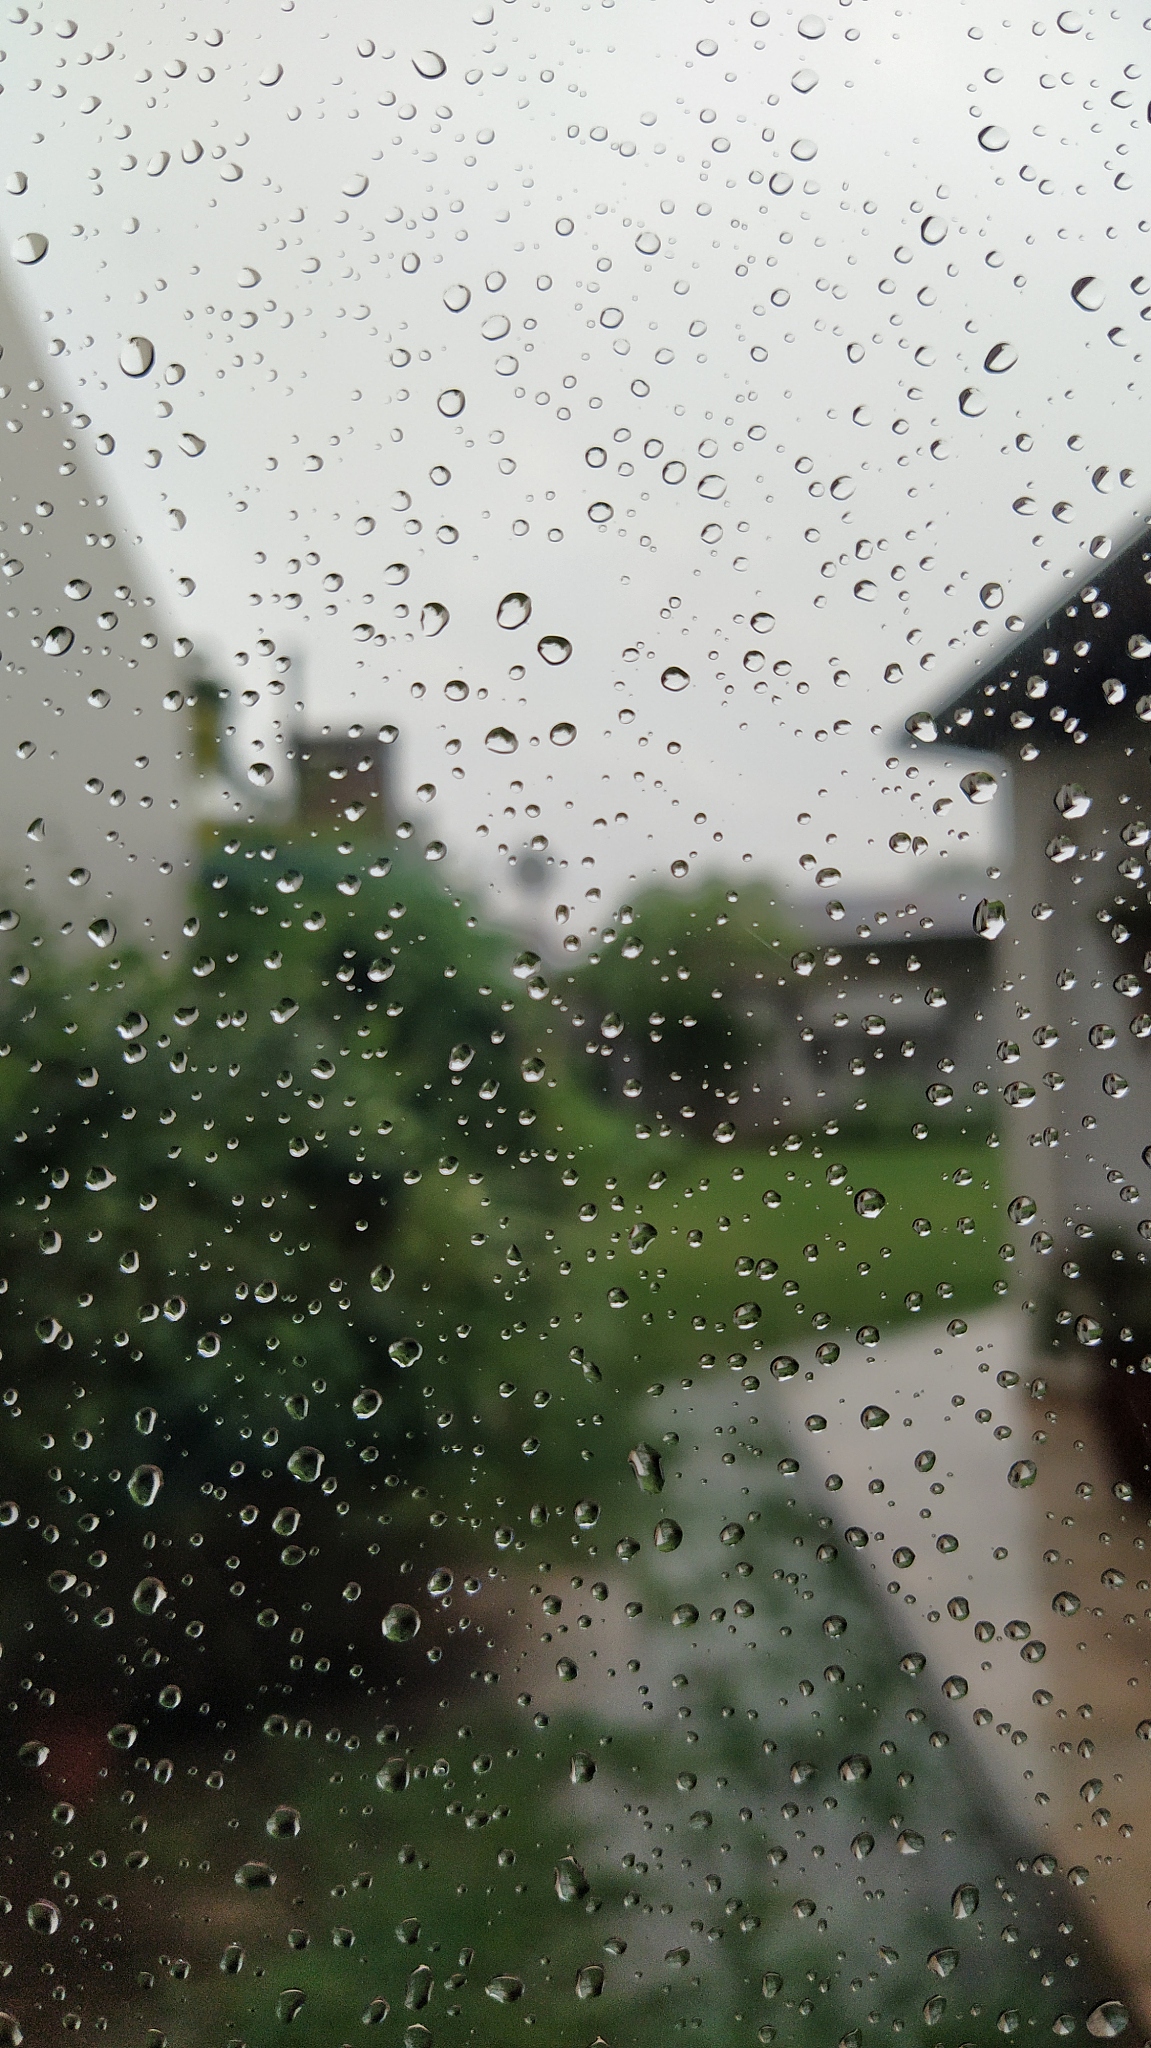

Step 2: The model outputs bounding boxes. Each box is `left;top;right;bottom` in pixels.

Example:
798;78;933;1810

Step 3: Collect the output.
925;518;1151;753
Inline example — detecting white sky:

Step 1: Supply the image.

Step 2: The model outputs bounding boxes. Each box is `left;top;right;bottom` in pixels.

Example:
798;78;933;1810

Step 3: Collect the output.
2;0;1146;939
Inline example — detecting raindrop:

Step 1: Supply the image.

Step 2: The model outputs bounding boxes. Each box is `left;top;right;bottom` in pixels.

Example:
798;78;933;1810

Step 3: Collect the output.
266;1805;301;1838
960;770;998;804
382;1603;421;1643
1008;1458;1038;1488
132;1575;167;1616
628;1443;665;1493
248;761;274;787
128;1463;163;1507
921;215;947;245
485;726;518;753
486;1977;525;2004
972;898;1006;940
654;1517;683;1552
43;626;73;656
1072;276;1105;312
697;473;727;499
661;666;690;692
980;582;1004;609
1055;782;1091;818
443;283;470;312
235;1861;275;1890
497;591;532;629
977;126;1009;151
984;341;1018;373
538;635;572;664
554;1856;590;1902
549;721;576;745
854;1188;886;1219
958;388;986;417
413;49;446;78
287;1445;324;1483
27;1900;59;1934
12;232;48;264
436;387;465;417
1087;2006;1129;2041
119;335;154;377
905;713;937;743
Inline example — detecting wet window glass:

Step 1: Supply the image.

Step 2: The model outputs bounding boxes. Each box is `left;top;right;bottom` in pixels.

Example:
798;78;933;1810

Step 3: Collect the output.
0;6;1146;2045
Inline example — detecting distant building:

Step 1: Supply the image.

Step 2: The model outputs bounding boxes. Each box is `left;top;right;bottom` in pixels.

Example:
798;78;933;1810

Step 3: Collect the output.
0;272;191;950
927;520;1151;1372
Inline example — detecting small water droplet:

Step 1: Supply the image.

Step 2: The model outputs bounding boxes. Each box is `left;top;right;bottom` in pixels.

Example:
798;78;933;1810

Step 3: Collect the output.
960;770;998;805
413;49;446;78
978;125;1009;151
127;1463;162;1507
661;665;690;691
286;1445;324;1483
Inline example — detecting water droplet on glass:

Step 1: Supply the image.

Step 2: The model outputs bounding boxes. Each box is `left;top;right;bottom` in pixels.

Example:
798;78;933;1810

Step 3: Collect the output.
128;1463;162;1507
921;215;947;245
119;335;154;377
904;713;937;743
27;1900;59;1934
413;49;446;78
1087;2005;1129;2041
654;1517;683;1552
860;1406;889;1430
1008;1458;1038;1488
960;770;998;804
537;635;571;664
436;386;465;416
287;1445;324;1483
978;125;1009;151
554;1856;589;1901
485;726;518;753
661;666;690;691
132;1575;167;1616
382;1602;421;1643
12;232;48;264
972;898;1006;940
854;1187;886;1219
235;1861;275;1890
958;388;986;417
486;1976;524;2004
549;721;576;745
266;1805;301;1838
628;1443;665;1493
1055;782;1091;818
43;625;73;656
1072;276;1105;311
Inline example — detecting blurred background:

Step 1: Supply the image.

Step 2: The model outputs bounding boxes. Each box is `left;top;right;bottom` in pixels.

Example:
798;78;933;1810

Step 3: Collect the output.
0;3;1150;2045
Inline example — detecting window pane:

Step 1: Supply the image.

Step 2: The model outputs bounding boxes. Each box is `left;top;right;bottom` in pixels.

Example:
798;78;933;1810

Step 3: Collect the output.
0;8;1141;2046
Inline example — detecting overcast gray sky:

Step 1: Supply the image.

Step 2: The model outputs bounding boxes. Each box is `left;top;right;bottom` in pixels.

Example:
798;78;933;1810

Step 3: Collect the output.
2;0;1145;938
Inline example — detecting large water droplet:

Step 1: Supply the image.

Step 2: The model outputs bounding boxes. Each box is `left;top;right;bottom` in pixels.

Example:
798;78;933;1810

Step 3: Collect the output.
497;591;532;629
554;1856;589;1902
961;770;998;805
549;721;576;745
628;1443;664;1493
485;726;518;753
119;335;154;377
1055;782;1091;818
287;1445;324;1483
132;1575;167;1616
661;666;690;691
977;125;1009;151
383;1603;421;1643
972;897;1006;940
920;215;947;245
266;1805;301;1838
1072;275;1105;311
436;386;465;416
12;232;48;264
1087;2005;1129;2040
984;340;1017;373
27;1900;59;1934
413;49;446;78
854;1187;886;1219
1008;1458;1038;1488
128;1463;163;1507
234;1861;276;1889
654;1517;683;1552
537;634;571;664
904;712;937;743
